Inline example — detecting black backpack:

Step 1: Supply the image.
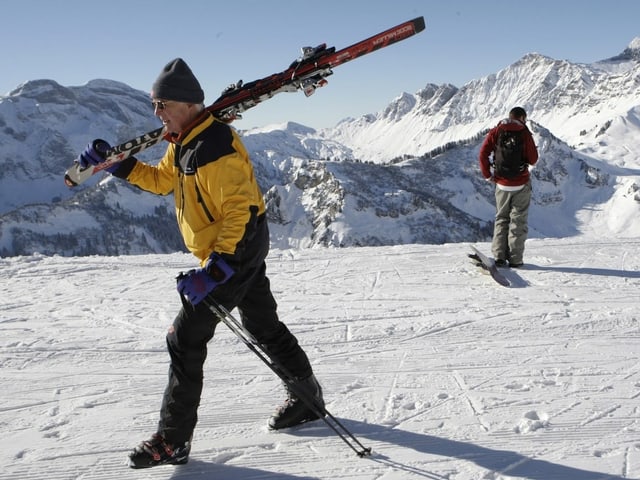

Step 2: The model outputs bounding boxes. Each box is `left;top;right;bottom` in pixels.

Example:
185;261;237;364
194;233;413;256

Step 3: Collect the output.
493;129;526;178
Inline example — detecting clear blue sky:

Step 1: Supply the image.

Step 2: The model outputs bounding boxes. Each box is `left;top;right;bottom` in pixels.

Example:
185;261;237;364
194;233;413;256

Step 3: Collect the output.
3;0;639;130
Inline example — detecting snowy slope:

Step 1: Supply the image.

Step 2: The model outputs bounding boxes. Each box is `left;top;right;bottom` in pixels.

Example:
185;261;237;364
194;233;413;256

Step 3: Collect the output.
1;237;639;479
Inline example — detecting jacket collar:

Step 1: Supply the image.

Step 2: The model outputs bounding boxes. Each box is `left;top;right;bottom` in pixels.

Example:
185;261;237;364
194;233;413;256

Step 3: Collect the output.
165;110;212;144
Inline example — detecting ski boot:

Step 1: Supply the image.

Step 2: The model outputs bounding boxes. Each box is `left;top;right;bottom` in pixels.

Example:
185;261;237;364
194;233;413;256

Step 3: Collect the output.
269;374;325;430
128;433;190;469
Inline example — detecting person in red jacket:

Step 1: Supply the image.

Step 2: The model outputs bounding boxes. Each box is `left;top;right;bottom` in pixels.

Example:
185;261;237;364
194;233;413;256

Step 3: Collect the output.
479;107;538;267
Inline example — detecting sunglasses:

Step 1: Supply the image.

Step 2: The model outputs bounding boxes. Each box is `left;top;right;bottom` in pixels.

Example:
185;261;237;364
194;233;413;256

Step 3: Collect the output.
151;100;173;110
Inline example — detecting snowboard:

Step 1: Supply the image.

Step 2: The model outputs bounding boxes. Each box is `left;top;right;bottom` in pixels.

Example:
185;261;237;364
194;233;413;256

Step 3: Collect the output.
468;246;510;287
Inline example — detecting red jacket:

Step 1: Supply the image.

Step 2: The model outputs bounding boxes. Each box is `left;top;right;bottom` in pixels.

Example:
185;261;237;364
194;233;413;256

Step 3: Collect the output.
479;119;538;186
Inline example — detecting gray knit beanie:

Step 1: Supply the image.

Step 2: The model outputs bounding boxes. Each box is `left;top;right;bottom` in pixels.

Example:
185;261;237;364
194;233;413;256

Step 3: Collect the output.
151;58;204;103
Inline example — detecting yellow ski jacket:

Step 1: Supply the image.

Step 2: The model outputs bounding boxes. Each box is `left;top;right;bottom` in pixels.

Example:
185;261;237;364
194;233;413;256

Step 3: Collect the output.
120;113;267;266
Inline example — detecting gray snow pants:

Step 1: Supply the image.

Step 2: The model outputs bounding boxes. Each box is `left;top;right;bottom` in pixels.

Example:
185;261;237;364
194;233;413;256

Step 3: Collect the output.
491;182;532;264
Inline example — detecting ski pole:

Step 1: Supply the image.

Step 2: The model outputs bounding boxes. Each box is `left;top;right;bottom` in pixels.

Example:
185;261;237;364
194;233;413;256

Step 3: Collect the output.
202;299;372;457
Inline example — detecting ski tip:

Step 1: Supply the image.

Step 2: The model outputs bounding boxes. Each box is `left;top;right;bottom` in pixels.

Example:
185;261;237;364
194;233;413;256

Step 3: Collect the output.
412;16;426;33
64;173;78;188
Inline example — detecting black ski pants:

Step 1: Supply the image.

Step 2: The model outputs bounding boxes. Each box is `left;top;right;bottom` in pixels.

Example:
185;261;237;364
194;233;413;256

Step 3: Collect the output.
157;229;313;445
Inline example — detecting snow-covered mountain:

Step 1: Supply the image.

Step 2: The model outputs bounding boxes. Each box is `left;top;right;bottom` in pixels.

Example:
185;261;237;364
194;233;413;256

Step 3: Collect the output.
326;39;640;164
0;79;162;213
0;39;639;257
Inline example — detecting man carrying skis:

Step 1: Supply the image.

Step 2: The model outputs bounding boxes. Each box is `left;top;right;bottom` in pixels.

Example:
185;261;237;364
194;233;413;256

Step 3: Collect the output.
478;106;538;268
76;58;325;468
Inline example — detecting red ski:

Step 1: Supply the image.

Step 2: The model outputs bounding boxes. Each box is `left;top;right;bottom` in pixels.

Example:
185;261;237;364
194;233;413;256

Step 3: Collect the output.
64;17;425;187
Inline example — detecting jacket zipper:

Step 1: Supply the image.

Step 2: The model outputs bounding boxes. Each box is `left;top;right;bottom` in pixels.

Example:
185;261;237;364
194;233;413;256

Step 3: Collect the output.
194;180;215;223
175;141;215;224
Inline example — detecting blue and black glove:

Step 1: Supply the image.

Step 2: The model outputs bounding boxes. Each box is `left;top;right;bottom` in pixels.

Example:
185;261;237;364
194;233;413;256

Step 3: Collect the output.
77;139;119;173
176;253;235;305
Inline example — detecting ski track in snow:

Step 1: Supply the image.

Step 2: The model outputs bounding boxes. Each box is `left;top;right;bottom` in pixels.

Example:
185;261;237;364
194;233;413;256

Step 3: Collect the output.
1;238;639;479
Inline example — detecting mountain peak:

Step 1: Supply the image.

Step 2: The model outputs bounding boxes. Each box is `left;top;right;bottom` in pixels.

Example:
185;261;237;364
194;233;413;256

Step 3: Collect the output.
251;121;316;135
603;37;640;62
382;92;417;122
7;79;77;104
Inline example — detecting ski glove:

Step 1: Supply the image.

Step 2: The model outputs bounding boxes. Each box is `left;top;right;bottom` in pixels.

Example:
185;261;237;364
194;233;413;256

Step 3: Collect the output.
77;139;119;173
177;253;235;305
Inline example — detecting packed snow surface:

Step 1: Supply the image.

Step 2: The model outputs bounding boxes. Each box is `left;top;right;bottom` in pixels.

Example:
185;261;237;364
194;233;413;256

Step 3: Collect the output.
1;236;639;479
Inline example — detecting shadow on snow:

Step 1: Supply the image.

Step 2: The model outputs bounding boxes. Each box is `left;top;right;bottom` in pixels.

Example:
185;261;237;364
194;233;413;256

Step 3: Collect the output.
167;418;626;479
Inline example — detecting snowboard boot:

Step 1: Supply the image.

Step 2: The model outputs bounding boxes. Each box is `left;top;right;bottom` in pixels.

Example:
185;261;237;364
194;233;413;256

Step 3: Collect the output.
507;256;524;268
268;374;325;430
128;433;190;469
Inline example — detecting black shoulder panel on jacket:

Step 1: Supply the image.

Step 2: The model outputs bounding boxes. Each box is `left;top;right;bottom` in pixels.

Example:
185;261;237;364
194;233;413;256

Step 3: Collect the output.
192;120;237;169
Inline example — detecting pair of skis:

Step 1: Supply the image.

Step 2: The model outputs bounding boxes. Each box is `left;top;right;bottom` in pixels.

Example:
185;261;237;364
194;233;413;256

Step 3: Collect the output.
64;16;426;187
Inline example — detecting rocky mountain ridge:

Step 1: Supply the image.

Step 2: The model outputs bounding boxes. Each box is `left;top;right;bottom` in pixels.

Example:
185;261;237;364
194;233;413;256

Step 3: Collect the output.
0;38;638;257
